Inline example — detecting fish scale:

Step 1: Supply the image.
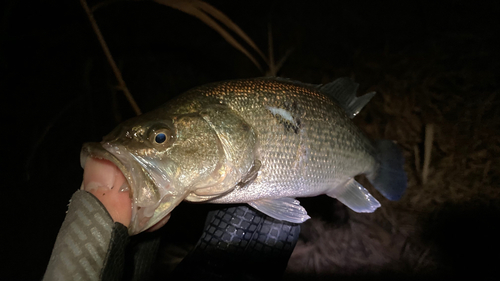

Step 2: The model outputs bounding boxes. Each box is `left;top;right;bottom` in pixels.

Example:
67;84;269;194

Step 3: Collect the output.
163;78;377;202
82;77;407;235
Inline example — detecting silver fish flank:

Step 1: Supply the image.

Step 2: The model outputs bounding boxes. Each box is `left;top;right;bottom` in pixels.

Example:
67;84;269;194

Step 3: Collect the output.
81;77;407;235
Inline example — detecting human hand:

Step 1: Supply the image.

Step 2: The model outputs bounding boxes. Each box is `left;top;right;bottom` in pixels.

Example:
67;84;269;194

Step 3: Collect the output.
82;157;132;227
82;157;171;231
44;158;164;281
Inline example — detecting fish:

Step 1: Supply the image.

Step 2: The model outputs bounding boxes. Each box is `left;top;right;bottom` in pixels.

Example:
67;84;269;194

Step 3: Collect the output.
81;77;407;235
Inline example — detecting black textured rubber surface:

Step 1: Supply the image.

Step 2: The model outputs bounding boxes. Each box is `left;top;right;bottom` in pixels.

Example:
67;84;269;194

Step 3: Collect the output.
170;205;301;280
124;230;162;281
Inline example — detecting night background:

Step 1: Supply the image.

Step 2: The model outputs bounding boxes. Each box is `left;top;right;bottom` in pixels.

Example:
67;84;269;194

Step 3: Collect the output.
2;0;499;280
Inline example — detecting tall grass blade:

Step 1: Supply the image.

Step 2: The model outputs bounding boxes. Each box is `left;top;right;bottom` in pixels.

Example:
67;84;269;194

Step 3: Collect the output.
155;0;263;72
197;1;268;63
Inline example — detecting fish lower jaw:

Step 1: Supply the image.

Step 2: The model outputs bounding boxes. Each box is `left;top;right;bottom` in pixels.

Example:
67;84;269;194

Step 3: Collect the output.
82;157;132;228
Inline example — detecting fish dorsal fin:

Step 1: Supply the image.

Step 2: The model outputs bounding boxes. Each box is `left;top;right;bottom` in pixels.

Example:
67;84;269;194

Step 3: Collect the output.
320;78;376;118
248;197;311;223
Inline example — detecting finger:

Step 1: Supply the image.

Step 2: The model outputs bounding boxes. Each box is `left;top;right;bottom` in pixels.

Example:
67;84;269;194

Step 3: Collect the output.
82;157;132;227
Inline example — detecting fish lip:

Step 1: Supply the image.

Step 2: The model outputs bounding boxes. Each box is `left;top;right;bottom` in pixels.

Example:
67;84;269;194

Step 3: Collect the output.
80;141;136;212
81;142;131;182
81;142;181;235
80;142;147;235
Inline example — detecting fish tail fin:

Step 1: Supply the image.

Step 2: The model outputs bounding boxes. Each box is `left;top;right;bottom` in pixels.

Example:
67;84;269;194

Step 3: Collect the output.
368;140;407;201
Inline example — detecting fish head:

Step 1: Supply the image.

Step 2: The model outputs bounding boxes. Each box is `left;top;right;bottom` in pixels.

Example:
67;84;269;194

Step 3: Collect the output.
81;108;246;235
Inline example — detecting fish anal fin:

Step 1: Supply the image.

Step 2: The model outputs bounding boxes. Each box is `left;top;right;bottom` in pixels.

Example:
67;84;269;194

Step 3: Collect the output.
248;197;310;223
327;178;381;213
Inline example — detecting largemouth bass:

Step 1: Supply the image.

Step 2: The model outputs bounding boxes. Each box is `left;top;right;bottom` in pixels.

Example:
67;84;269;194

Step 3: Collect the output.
81;77;407;235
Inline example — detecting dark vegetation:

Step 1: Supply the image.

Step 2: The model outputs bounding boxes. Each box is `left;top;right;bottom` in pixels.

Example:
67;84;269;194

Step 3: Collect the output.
2;0;499;280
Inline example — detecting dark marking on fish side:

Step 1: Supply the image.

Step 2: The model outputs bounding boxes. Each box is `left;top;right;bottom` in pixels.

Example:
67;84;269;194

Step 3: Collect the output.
241;122;251;132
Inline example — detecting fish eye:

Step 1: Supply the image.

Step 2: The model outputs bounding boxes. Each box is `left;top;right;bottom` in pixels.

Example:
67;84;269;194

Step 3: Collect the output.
149;128;172;146
155;133;167;143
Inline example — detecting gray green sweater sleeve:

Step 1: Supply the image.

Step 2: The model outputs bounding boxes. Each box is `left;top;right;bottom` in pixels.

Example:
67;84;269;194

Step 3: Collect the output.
43;190;129;281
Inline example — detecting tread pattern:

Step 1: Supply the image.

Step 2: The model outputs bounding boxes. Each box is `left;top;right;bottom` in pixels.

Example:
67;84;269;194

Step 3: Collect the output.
171;205;300;280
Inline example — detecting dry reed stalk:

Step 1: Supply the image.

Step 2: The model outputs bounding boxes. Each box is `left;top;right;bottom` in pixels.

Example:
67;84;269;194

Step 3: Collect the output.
265;24;293;76
154;0;265;72
80;0;142;116
422;123;434;184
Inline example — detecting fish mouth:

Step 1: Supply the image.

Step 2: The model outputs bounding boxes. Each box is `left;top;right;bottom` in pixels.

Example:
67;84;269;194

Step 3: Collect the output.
81;142;180;235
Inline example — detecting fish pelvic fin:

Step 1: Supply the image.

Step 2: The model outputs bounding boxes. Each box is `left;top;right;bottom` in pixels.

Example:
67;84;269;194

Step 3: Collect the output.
326;178;381;213
368;140;408;201
248;198;310;223
320;78;376;118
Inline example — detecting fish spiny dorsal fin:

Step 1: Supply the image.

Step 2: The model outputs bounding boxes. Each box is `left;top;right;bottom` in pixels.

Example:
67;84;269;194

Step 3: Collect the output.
320;78;376;118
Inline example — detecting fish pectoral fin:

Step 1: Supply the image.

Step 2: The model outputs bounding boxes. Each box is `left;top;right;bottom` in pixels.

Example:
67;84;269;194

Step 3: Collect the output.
237;159;261;188
248;197;310;223
186;191;225;202
326;178;381;213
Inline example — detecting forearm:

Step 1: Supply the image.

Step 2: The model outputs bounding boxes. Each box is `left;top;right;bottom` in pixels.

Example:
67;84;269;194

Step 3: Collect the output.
43;190;129;281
